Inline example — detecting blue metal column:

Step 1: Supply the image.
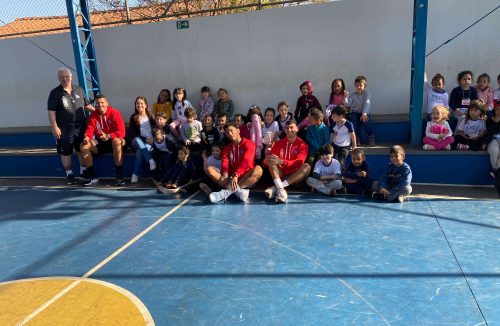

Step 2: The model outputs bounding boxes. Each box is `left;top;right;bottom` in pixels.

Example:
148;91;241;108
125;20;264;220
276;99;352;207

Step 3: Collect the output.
65;0;101;101
409;0;428;146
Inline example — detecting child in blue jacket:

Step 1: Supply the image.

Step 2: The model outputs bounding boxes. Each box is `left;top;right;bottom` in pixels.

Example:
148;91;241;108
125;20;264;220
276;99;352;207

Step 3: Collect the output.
372;145;412;202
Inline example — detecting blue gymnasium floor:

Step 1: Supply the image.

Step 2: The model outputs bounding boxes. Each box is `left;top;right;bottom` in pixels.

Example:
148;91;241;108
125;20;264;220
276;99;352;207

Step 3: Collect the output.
0;185;499;325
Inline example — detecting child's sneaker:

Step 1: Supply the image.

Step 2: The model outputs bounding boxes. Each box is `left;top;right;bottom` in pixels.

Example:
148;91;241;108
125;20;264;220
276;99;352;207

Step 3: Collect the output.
275;188;288;203
209;188;234;203
422;144;434;150
264;186;278;199
131;174;139;184
371;192;385;201
235;188;250;202
444;144;451;150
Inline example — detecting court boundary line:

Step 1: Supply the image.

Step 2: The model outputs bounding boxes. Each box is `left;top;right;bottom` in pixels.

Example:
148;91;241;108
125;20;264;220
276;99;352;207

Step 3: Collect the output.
424;199;489;325
16;191;199;326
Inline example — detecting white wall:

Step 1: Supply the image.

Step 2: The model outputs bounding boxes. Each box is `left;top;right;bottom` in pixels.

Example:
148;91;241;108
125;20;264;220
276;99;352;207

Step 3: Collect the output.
0;0;498;128
425;1;500;90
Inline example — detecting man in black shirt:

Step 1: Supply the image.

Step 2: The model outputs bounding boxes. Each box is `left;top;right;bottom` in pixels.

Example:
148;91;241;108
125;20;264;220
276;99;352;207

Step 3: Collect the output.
47;68;94;184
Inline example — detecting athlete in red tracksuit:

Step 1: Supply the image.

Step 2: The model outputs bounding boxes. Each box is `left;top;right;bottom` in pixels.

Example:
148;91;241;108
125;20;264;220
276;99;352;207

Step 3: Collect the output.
221;137;256;179
209;123;263;203
269;135;308;176
264;119;311;203
84;107;126;141
80;95;127;185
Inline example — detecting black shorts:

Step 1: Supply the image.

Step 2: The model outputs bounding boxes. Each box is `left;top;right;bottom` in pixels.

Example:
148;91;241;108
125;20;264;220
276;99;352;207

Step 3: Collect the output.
56;124;85;155
95;138;125;155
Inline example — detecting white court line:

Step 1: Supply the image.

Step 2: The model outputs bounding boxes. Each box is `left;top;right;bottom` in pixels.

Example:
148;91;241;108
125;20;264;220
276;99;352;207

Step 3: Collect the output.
16;191;199;326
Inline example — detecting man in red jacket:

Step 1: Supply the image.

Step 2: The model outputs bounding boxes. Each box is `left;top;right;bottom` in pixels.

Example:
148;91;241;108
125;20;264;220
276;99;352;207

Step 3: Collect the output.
209;122;263;203
264;119;311;203
80;95;127;186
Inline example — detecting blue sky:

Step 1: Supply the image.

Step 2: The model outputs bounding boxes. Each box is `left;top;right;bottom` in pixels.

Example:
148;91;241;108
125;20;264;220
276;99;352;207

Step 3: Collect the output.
0;0;142;24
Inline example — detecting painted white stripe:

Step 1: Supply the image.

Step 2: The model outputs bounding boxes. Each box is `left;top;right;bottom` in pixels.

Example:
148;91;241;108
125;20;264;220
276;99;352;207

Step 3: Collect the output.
16;279;82;326
17;191;199;325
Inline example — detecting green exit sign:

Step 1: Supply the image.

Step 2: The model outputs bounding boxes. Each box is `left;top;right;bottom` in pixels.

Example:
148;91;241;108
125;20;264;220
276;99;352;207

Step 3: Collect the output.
176;20;189;29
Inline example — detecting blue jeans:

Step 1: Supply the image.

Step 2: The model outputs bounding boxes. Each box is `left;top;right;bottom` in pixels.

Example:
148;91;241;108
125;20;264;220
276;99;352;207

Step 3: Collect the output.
132;137;153;176
349;112;373;138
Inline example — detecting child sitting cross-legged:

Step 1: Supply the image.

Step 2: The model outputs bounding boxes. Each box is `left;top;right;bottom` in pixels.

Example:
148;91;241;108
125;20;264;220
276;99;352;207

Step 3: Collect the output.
341;148;374;195
453;100;489;150
422;105;454;150
158;146;196;193
372;145;412;203
306;144;342;197
199;142;223;197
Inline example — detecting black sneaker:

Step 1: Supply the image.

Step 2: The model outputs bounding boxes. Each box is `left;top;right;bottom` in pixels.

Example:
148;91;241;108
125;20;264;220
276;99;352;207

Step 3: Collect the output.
80;169;90;181
115;178;126;186
66;173;76;185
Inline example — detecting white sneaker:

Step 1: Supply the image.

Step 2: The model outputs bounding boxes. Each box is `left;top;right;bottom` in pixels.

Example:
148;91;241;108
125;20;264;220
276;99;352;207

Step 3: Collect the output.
83;178;99;186
264;186;278;199
209;188;234;203
275;188;288;203
131;174;139;184
149;159;157;171
235;188;249;202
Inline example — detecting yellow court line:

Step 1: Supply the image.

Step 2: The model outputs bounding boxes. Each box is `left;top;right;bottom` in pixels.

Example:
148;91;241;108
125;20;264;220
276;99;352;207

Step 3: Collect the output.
2;277;154;325
16;191;199;326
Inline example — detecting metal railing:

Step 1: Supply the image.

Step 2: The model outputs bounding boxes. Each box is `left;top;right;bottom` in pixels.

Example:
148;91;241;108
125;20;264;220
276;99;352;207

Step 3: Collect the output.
0;0;318;39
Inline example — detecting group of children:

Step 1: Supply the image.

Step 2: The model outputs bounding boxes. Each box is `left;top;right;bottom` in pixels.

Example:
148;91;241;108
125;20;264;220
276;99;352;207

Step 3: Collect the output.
423;71;500;152
124;77;416;202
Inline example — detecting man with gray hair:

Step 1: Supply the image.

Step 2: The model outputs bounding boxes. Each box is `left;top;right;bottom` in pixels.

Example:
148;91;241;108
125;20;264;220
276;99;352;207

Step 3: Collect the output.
47;67;94;184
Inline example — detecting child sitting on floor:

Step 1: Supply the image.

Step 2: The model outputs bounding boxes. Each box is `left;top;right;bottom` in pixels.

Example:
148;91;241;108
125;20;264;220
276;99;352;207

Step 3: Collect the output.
306;144;342;197
159;146;196;192
342;148;374;195
199;142;223;197
372;145;412;203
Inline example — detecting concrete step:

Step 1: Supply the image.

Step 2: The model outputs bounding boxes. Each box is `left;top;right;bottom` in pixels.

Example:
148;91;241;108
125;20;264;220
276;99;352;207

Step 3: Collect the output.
0;144;493;185
0;118;411;147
